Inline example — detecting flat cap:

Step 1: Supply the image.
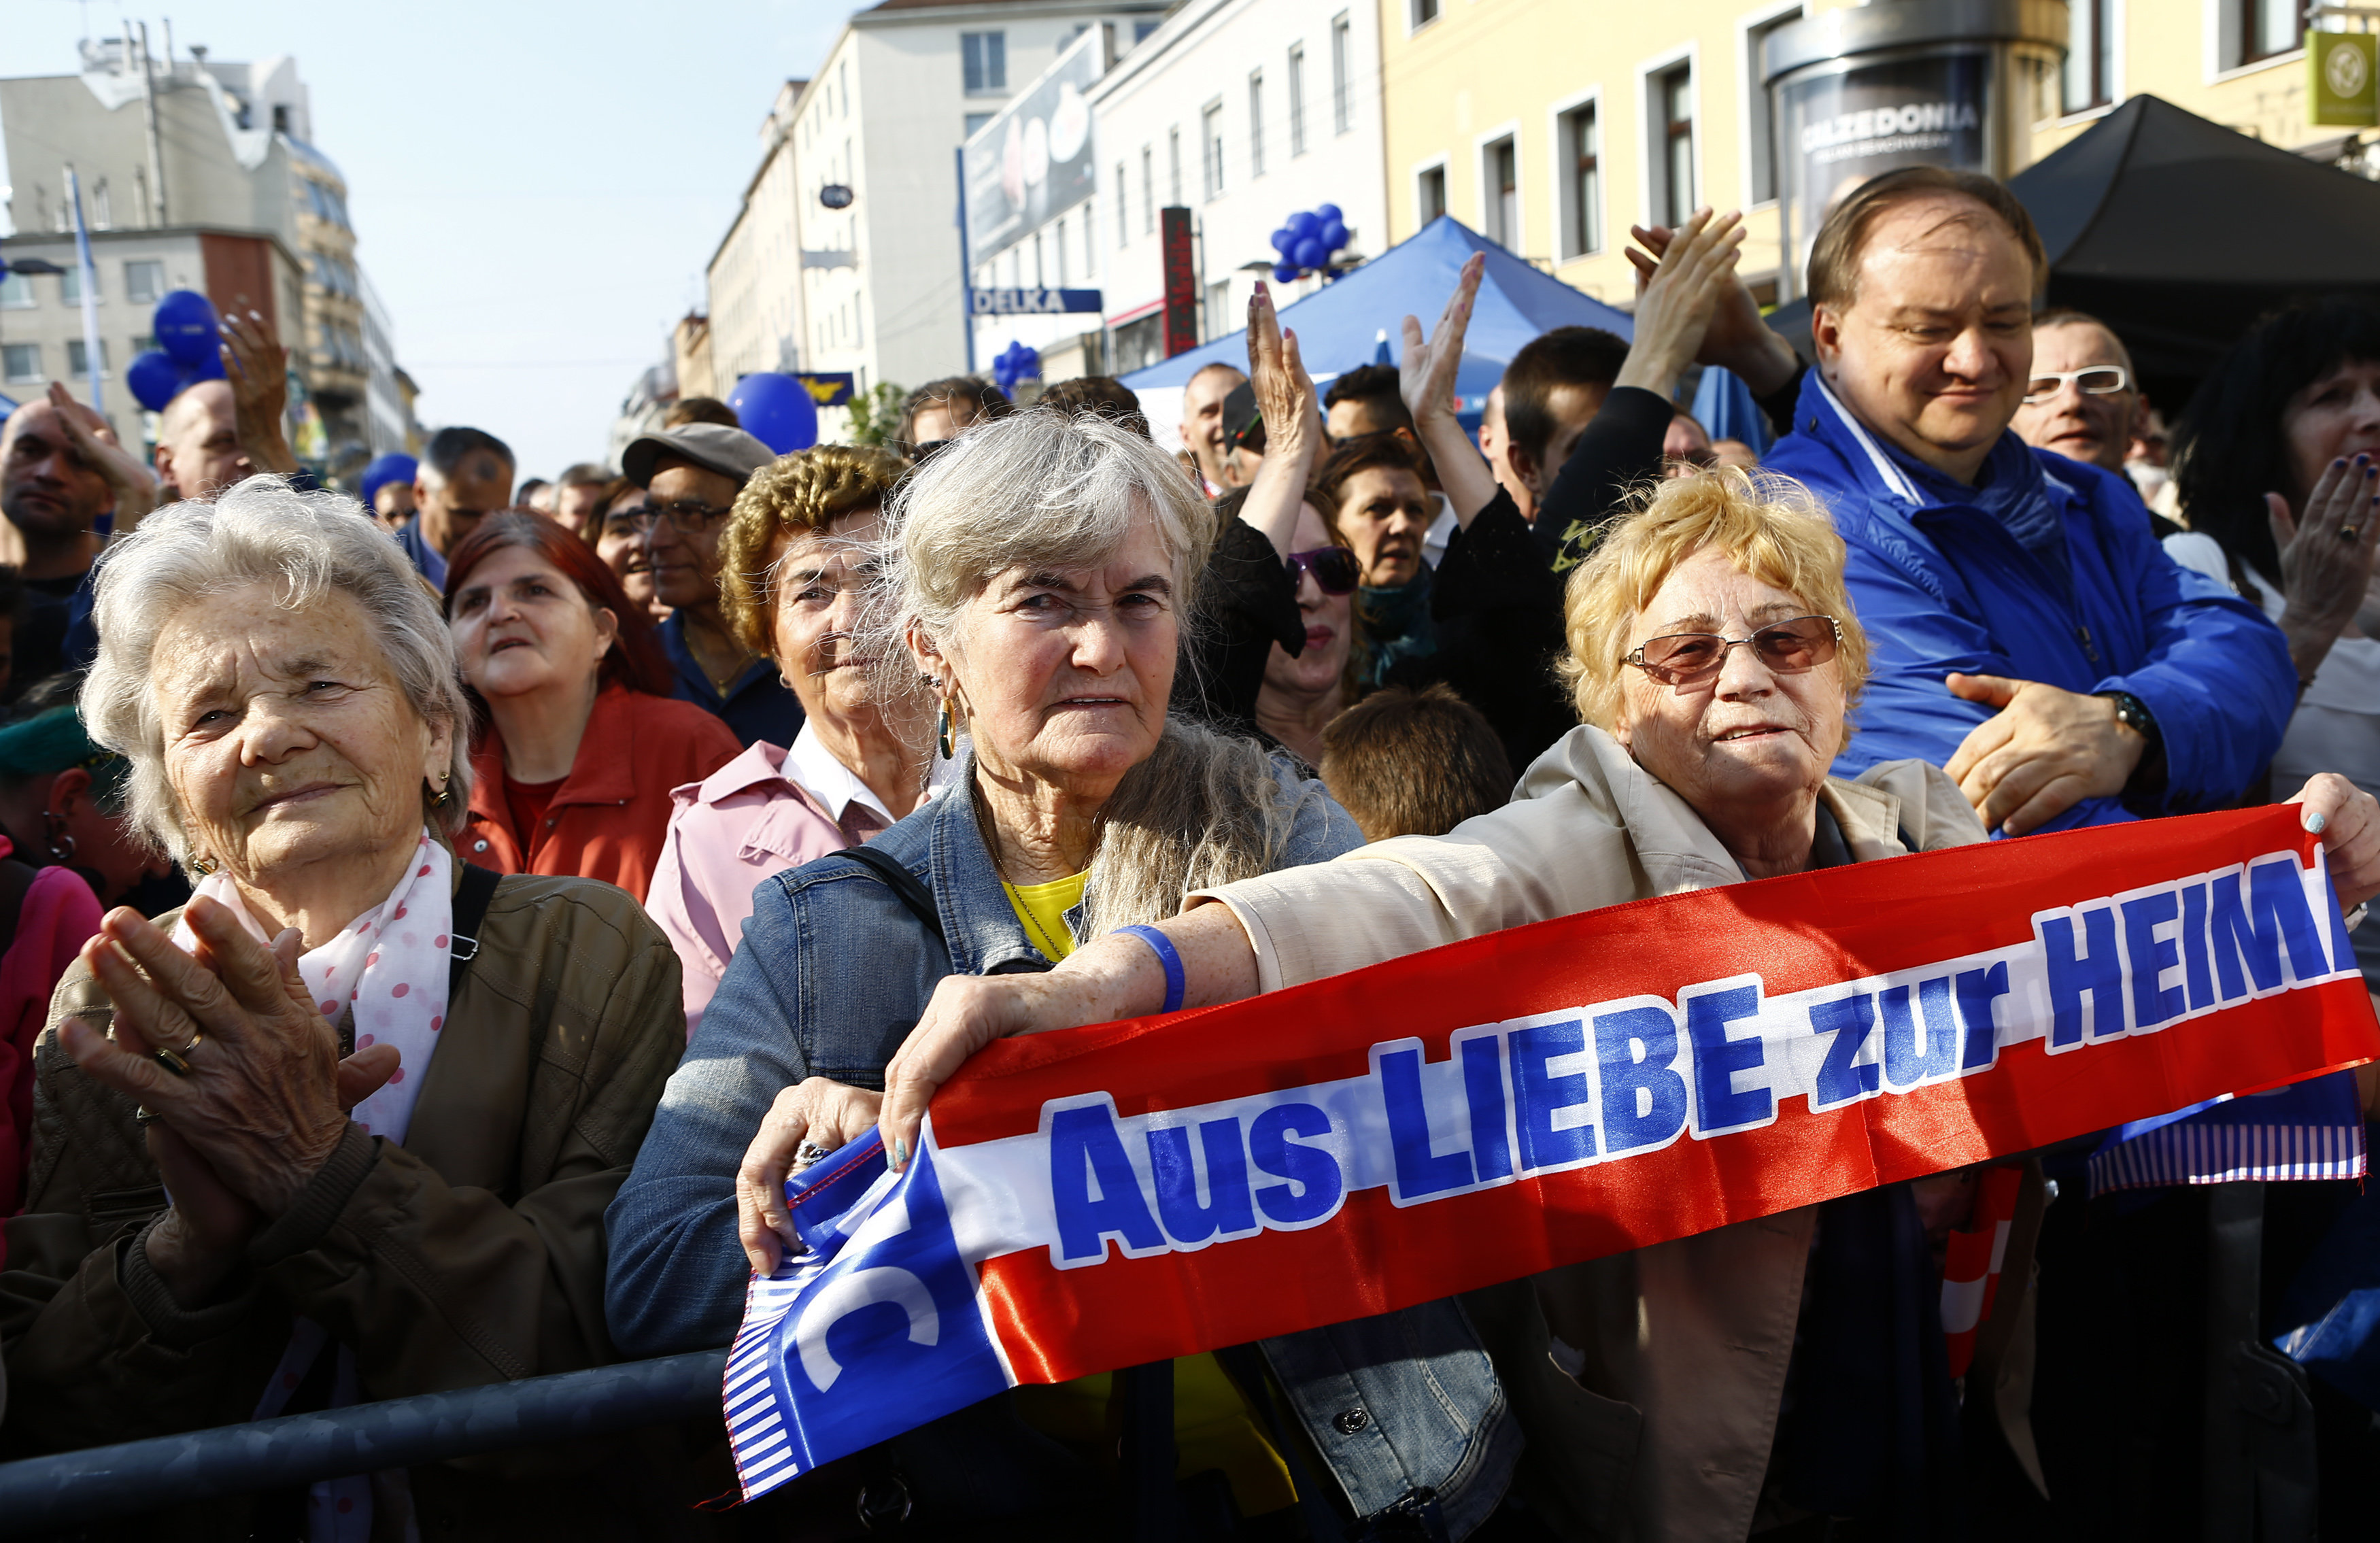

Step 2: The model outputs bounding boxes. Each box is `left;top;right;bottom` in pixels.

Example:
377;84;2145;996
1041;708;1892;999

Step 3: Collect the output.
622;422;776;488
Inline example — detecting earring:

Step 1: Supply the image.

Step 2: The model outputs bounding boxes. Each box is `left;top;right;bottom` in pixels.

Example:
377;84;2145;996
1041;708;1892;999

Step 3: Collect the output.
41;811;74;864
936;701;956;762
431;773;454;809
188;855;218;878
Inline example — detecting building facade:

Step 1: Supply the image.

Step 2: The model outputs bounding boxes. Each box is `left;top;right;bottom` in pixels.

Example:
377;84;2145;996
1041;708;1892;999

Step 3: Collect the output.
0;35;406;476
0;225;302;451
707;79;810;396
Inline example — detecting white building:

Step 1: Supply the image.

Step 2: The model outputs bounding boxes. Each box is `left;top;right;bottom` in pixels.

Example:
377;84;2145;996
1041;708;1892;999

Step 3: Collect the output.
967;0;1390;450
738;0;1168;416
708;80;809;394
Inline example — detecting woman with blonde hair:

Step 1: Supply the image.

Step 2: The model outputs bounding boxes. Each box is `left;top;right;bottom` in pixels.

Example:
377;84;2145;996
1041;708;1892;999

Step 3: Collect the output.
645;444;932;1036
864;467;2380;1538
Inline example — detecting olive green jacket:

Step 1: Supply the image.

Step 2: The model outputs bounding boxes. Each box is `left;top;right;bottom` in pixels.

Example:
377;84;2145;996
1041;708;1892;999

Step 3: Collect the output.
0;870;688;1539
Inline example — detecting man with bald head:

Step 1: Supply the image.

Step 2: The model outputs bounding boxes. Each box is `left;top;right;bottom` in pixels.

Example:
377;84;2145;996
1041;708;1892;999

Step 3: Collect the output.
152;381;245;502
1761;165;2290;835
395;426;515;586
1178;362;1246;495
2008;309;2141;475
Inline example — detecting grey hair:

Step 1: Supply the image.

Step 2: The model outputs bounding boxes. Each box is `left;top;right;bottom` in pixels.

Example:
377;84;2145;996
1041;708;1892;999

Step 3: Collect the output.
80;474;474;864
867;408;1318;927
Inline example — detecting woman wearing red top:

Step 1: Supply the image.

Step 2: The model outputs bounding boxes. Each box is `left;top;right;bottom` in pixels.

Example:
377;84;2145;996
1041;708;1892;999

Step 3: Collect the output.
445;513;739;898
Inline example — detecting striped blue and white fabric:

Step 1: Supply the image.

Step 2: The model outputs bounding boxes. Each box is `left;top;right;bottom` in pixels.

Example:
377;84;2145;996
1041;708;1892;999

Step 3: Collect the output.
2087;1071;2366;1196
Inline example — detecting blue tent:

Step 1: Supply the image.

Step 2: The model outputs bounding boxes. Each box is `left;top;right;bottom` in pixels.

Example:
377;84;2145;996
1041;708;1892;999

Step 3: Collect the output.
1120;216;1635;420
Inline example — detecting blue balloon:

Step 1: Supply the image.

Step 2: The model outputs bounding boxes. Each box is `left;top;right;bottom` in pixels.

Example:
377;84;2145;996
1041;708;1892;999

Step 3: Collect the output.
1272;260;1299;284
128;350;186;412
184;346;225;383
1287;210;1320;240
1270;228;1294;254
1293;236;1327;271
1321;219;1349;252
1316;203;1343;226
727;372;818;454
153;289;220;367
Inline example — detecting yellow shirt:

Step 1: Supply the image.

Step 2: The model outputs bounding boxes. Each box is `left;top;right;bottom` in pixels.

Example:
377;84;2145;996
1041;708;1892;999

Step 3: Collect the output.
1001;870;1085;961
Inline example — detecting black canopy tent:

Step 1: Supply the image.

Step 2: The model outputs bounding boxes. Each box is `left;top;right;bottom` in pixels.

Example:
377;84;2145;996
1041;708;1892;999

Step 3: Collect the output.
1764;94;2380;407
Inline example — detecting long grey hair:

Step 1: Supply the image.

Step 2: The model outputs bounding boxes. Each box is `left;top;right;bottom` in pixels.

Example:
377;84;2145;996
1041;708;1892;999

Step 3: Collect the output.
868;408;1320;932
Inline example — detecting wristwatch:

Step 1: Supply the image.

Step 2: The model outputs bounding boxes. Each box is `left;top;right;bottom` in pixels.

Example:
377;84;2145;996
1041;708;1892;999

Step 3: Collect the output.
2094;690;2161;749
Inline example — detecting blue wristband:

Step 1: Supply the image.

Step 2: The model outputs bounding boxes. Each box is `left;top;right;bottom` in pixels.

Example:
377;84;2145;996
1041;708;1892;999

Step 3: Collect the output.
1114;924;1187;1014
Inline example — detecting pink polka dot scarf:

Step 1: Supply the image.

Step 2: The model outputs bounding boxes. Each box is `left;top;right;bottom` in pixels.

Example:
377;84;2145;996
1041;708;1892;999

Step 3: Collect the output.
174;829;454;1147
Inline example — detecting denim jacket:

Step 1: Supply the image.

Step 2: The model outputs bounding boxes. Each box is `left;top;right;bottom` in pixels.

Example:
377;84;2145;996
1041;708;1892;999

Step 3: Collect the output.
606;755;1520;1537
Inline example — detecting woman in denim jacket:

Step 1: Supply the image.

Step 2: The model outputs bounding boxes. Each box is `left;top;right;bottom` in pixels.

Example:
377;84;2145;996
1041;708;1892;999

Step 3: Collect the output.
606;411;1520;1540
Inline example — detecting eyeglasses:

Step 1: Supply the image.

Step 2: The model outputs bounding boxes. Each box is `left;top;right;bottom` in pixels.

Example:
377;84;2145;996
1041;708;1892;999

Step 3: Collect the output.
1625;615;1841;686
2022;365;2130;404
1286;545;1360;595
609;499;734;535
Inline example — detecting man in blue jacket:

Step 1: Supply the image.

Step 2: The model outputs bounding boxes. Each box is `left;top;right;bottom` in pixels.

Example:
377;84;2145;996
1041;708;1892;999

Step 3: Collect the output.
1761;167;2292;834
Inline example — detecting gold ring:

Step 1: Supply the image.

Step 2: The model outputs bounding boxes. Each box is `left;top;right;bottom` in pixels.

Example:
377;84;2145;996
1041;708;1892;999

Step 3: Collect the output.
2343;524;2362;542
153;1045;191;1078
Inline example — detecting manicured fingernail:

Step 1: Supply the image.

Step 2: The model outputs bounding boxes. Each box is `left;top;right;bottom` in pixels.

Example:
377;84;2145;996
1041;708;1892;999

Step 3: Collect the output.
891;1138;908;1169
2306;809;2328;834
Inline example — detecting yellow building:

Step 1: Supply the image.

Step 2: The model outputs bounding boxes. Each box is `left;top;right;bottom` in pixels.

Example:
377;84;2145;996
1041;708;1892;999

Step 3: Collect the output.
1379;0;2351;307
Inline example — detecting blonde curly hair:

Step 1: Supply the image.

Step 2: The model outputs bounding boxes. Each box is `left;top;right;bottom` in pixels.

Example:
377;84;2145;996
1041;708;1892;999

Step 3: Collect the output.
718;445;908;658
1559;467;1870;732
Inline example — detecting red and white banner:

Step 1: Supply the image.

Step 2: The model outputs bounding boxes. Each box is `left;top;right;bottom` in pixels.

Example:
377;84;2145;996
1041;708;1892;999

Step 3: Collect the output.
726;806;2380;1497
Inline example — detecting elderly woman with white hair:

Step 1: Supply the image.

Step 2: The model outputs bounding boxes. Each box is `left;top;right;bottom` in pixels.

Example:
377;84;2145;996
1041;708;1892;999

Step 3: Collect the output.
861;469;2380;1539
605;411;1522;1538
0;477;687;1538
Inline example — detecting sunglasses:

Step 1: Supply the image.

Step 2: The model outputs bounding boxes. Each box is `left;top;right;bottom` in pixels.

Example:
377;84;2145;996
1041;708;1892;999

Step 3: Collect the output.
1625;615;1841;686
1287;545;1360;595
2022;365;2130;404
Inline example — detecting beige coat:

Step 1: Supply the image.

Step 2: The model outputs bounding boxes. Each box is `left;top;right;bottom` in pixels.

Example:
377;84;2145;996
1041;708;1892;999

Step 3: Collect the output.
0;870;688;1540
1196;725;2041;1543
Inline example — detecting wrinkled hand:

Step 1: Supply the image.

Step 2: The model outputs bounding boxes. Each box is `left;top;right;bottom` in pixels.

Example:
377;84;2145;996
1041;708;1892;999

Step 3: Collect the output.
736;1078;887;1274
880;972;1102;1170
1400;253;1482;430
1941;674;2146;835
1628;220;1800;396
1613;209;1745;400
2287;773;2380;911
58;897;354;1217
220;301;300;477
2268;456;2380;673
44;381;158;525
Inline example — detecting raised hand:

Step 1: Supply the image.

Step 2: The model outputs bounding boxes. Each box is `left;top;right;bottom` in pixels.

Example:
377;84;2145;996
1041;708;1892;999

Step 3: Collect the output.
43;381;158;528
2266;455;2380;685
1614;209;1746;402
1625;214;1799;396
1394;252;1497;524
219;301;301;477
1240;281;1325;556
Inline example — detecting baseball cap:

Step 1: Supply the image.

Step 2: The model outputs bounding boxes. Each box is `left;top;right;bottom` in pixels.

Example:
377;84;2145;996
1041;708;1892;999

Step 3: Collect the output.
1221;381;1266;455
622;422;777;489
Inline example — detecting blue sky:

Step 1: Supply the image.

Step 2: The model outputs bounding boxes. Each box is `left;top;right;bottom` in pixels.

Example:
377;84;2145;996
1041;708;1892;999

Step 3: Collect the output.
2;1;849;479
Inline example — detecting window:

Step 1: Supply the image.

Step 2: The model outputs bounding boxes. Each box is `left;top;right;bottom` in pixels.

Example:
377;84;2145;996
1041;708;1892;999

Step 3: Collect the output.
964;112;994;137
962;31;1006;95
1249;71;1266;178
1142;146;1156;231
1331;14;1353;134
1135;20;1161;44
1559;102;1602;258
1169;127;1183;205
1289;46;1308;156
124;258;165;304
1056;216;1070;284
1083;202;1096;277
60;265;97;305
1;343;37;383
65;338;109;378
1418;164;1447;225
1117;163;1130;244
1206;280;1231;341
0;271;32;309
1482;137;1518;248
2243;0;2306;64
1411;0;1440;29
1650;63;1696;228
840;61;851;116
2063;0;2114;111
1202;101;1225;199
1033;230;1046;288
1744;8;1801;204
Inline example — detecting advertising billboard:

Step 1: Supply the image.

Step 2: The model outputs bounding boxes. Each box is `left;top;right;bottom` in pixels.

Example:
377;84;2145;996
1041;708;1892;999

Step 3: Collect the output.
964;27;1104;266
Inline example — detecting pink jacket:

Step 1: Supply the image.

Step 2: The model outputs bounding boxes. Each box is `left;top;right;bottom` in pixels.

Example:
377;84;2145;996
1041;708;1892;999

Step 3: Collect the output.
645;741;855;1038
1;860;103;1230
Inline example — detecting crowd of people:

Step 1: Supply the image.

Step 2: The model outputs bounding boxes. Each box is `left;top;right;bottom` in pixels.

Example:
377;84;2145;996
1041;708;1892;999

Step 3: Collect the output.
0;163;2376;1540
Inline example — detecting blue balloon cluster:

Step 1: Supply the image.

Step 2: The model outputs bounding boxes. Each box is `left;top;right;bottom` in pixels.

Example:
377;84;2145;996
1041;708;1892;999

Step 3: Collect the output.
991;339;1040;394
128;290;227;412
1268;205;1350;284
728;372;819;454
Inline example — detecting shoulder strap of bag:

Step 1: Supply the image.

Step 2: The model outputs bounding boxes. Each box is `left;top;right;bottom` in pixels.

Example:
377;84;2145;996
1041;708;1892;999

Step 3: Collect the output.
840;844;944;943
447;861;501;1000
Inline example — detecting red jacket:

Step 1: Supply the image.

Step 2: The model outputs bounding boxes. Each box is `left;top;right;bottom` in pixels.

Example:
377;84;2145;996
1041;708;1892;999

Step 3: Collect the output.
462;684;741;902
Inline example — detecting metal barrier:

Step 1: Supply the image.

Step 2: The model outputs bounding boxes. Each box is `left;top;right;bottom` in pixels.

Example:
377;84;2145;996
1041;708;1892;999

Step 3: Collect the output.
0;1349;727;1536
